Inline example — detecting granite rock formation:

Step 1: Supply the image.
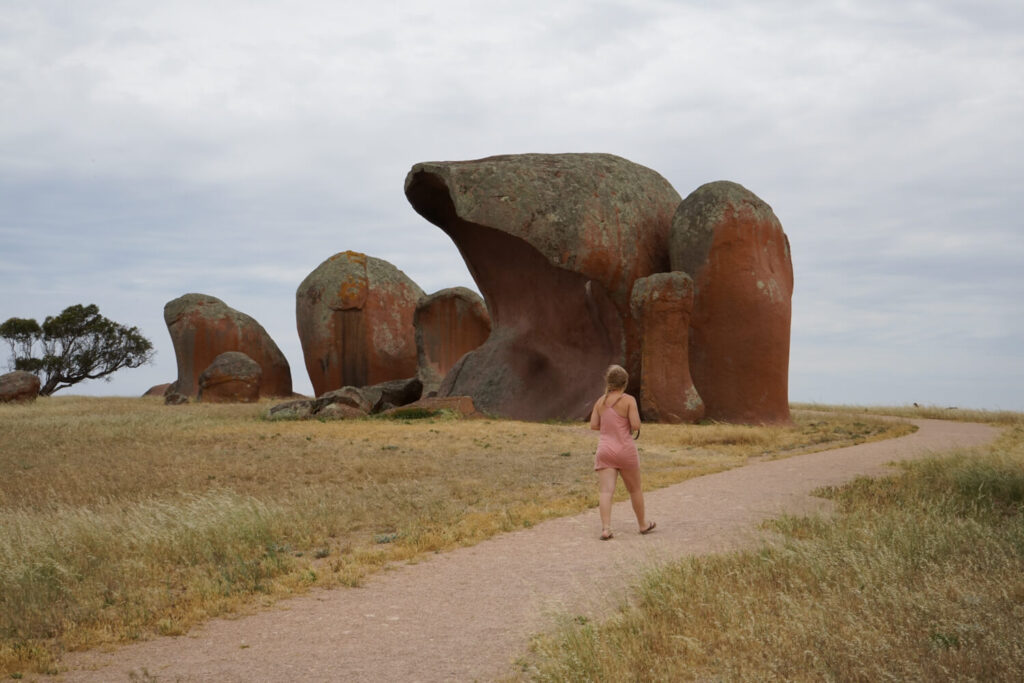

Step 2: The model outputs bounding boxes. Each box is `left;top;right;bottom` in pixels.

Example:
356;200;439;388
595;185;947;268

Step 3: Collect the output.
164;294;292;398
0;370;40;403
414;287;491;395
669;181;793;423
405;153;681;420
198;351;262;403
142;383;171;398
297;251;424;396
630;272;705;423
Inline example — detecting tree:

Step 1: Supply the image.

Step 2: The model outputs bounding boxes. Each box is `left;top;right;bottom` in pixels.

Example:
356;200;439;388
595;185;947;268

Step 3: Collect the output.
0;304;155;396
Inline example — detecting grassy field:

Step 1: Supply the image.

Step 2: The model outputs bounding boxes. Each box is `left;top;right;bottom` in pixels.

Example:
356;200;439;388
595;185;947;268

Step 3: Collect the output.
522;408;1024;681
0;397;911;676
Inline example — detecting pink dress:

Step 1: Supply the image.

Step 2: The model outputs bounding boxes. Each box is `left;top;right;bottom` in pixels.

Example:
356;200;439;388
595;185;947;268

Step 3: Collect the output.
593;394;639;471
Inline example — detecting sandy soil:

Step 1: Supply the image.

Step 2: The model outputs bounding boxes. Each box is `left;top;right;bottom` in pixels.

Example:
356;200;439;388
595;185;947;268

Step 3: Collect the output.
54;417;998;682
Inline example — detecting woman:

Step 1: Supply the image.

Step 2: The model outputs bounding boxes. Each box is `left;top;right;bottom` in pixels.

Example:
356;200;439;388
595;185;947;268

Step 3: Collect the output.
590;364;655;540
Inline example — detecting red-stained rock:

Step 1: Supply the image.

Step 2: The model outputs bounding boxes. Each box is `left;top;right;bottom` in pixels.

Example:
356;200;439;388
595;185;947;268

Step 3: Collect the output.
414;287;491;395
380;395;481;419
405;154;680;421
296;251;424;396
164;294;292;398
670;181;793;424
0;371;40;403
142;383;171;397
630;273;705;423
197;351;262;403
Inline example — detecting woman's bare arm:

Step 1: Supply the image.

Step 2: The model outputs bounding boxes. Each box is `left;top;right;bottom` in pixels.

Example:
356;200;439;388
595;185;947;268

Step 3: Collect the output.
627;396;641;433
589;396;603;430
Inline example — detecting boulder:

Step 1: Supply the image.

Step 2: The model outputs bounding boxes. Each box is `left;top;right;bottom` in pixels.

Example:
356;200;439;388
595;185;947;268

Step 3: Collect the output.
316;403;368;420
414;287;491;395
0;371;40;403
197;351;262;403
267;377;422;420
380;395;481;419
164;391;190;405
317;377;423;414
296;251;424;396
267;399;316;420
630;273;704;423
164;294;292;398
405;153;681;420
142;383;171;397
669;181;793;424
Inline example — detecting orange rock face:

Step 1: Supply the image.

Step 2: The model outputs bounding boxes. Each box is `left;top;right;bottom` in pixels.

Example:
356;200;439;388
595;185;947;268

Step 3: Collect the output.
405;154;680;421
414;287;491;395
197;351;262;403
630;273;705;423
296;251;424;396
164;294;292;398
670;181;793;424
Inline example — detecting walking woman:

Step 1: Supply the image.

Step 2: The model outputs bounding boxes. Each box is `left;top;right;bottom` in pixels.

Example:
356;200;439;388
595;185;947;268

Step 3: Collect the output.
590;364;655;540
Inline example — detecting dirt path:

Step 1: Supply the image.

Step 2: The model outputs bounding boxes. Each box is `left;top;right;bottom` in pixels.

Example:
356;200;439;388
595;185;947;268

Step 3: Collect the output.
57;417;998;682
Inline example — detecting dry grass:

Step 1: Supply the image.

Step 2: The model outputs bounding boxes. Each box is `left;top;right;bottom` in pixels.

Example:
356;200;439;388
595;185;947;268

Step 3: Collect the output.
0;397;909;676
521;414;1024;681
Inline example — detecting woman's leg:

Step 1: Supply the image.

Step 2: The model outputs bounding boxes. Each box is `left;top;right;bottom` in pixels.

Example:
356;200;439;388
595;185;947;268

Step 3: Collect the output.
597;467;619;535
619;467;649;531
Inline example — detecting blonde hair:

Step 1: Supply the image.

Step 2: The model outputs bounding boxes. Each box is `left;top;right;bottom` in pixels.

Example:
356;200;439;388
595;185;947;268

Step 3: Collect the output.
604;364;628;393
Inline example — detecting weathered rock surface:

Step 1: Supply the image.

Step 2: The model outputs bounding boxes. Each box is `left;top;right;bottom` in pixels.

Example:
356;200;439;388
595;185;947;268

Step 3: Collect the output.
405;153;681;420
164;294;292;398
380;395;481;419
630;273;705;423
142;383;171;398
0;371;40;402
414;287;491;395
297;251;424;396
198;351;262;403
670;181;793;424
266;377;422;420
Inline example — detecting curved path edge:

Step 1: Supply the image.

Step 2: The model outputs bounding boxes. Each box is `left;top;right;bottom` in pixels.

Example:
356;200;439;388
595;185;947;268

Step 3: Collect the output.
59;418;999;682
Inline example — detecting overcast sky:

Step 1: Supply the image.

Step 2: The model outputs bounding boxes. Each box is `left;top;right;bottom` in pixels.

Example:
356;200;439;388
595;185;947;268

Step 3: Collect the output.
2;0;1022;411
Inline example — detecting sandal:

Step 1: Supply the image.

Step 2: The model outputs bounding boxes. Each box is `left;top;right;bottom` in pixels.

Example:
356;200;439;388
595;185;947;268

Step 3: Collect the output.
639;521;656;535
600;529;614;541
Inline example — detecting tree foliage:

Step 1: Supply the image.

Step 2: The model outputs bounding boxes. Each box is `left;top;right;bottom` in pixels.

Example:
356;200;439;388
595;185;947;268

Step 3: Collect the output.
0;304;154;396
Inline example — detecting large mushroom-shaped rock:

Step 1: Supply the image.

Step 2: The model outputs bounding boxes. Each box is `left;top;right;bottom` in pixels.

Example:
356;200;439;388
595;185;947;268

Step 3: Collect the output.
630;272;705;423
405;153;681;420
296;251;425;396
197;351;262;403
414;287;491;395
0;371;41;403
164;294;292;398
670;181;793;424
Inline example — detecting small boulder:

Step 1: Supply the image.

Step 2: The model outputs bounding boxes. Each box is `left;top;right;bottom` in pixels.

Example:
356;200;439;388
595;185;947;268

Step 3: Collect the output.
267;399;316;420
380;395;480;419
316;403;368;420
142;383;172;397
198;352;262;403
0;371;41;403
